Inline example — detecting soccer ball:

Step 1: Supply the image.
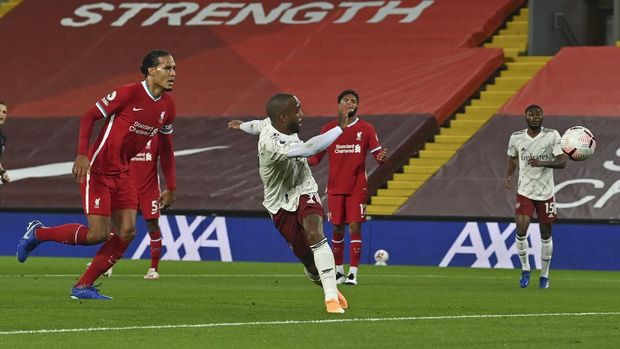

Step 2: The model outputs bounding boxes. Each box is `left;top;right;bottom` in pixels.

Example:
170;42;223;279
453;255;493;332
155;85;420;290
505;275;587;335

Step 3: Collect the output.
374;249;389;266
561;126;596;161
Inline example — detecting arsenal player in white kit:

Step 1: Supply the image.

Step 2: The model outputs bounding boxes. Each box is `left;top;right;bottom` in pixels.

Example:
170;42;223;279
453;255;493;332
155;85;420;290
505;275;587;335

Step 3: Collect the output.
308;90;387;286
17;50;177;300
505;104;566;289
229;94;349;313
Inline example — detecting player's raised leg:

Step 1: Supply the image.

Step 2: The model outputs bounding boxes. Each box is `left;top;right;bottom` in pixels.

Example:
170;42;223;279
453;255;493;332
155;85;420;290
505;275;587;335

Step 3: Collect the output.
303;213;344;314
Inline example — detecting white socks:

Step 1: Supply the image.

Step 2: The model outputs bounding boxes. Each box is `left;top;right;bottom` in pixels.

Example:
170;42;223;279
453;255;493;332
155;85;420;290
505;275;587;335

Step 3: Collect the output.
540;237;553;278
516;235;530;271
310;238;338;301
348;266;358;276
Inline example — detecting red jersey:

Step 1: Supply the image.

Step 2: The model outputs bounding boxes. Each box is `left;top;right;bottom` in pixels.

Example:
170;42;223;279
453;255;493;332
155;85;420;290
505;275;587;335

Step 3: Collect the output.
308;118;382;194
130;134;160;190
80;81;176;176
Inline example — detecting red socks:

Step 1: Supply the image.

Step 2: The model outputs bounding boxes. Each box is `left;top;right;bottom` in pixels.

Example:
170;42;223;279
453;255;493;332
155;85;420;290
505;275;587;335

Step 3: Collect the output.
350;232;362;268
36;224;89;245
149;231;162;270
331;232;345;266
76;234;131;287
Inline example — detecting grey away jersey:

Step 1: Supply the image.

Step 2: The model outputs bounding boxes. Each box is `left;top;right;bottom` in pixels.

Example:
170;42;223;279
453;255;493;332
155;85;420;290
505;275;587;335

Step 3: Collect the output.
507;127;563;201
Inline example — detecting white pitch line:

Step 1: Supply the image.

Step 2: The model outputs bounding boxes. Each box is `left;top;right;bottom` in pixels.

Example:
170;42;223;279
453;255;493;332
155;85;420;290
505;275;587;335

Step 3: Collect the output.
1;312;619;336
4;274;620;283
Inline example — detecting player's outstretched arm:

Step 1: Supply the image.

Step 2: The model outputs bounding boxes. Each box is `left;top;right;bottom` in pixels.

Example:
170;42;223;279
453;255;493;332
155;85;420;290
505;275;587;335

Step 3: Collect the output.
228;117;270;136
287;126;344;158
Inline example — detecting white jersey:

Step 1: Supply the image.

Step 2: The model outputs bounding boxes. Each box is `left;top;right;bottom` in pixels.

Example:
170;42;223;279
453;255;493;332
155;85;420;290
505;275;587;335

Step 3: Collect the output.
258;123;319;214
507;127;563;201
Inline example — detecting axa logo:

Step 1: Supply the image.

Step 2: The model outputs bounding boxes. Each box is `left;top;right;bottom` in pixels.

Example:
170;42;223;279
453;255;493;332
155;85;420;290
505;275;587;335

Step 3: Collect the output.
131;215;232;261
440;222;542;269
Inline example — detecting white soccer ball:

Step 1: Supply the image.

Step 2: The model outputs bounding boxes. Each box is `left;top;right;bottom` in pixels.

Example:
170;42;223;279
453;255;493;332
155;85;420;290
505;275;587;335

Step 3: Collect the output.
561;126;596;161
374;249;389;266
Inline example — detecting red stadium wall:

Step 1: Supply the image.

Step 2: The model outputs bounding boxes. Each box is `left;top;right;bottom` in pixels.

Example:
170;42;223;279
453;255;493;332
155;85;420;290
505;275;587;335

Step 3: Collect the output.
0;0;521;122
501;47;620;117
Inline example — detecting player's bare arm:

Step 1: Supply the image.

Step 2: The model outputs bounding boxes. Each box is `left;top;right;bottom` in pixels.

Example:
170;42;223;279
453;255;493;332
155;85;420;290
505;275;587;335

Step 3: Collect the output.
158;189;176;210
528;154;567;169
72;155;90;183
505;156;518;190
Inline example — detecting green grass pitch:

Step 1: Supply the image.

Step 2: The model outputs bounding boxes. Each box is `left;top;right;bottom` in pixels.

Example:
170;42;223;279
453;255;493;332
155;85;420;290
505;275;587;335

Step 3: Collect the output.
1;256;619;348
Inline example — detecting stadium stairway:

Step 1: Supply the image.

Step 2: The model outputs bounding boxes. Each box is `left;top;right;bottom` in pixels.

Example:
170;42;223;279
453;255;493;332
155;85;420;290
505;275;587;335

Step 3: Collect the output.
366;5;551;216
0;0;21;18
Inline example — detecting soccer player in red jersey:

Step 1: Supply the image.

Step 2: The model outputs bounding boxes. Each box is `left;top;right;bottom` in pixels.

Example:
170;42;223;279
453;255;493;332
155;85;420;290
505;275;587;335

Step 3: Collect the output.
307;90;388;286
129;134;176;280
17;50;177;300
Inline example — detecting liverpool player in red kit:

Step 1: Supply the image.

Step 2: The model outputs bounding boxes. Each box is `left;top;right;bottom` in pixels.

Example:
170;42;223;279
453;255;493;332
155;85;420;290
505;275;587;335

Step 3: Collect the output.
308;90;388;286
17;50;177;300
130;134;176;280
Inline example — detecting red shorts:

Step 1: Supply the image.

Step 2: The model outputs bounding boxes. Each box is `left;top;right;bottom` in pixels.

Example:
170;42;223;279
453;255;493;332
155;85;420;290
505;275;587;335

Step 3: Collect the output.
327;192;367;225
135;178;161;220
80;172;138;216
272;194;325;252
515;194;558;224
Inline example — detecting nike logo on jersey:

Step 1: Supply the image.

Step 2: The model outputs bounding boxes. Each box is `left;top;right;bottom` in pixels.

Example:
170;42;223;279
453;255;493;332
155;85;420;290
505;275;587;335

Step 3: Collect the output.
133;107;144;112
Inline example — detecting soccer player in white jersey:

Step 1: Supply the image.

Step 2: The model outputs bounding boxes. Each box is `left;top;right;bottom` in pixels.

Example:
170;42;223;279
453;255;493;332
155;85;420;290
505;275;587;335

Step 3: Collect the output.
505;104;566;289
229;93;349;313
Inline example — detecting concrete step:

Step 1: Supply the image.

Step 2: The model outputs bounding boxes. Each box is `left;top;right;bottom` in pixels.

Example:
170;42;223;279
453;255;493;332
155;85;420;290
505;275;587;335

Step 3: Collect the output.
435;134;470;143
371;196;409;206
425;142;462;152
388;180;426;190
365;205;398;215
377;188;414;197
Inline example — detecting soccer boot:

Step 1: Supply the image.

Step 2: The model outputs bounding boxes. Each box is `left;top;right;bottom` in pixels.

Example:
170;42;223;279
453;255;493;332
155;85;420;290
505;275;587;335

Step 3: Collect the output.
539;277;550;289
519;270;531;288
16;220;44;263
144;268;160;280
70;285;112;300
335;272;346;285
304;267;322;286
344;273;358;286
337;290;349;309
325;299;345;314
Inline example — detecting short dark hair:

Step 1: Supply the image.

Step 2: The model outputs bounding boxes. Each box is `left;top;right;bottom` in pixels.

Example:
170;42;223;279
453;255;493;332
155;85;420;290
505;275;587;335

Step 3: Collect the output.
525;104;543;114
0;101;6;107
337;89;359;104
141;50;171;77
266;93;295;121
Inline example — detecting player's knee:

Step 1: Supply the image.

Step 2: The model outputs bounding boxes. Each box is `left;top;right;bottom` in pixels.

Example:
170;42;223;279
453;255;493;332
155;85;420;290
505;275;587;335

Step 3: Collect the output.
86;229;109;244
117;227;136;241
